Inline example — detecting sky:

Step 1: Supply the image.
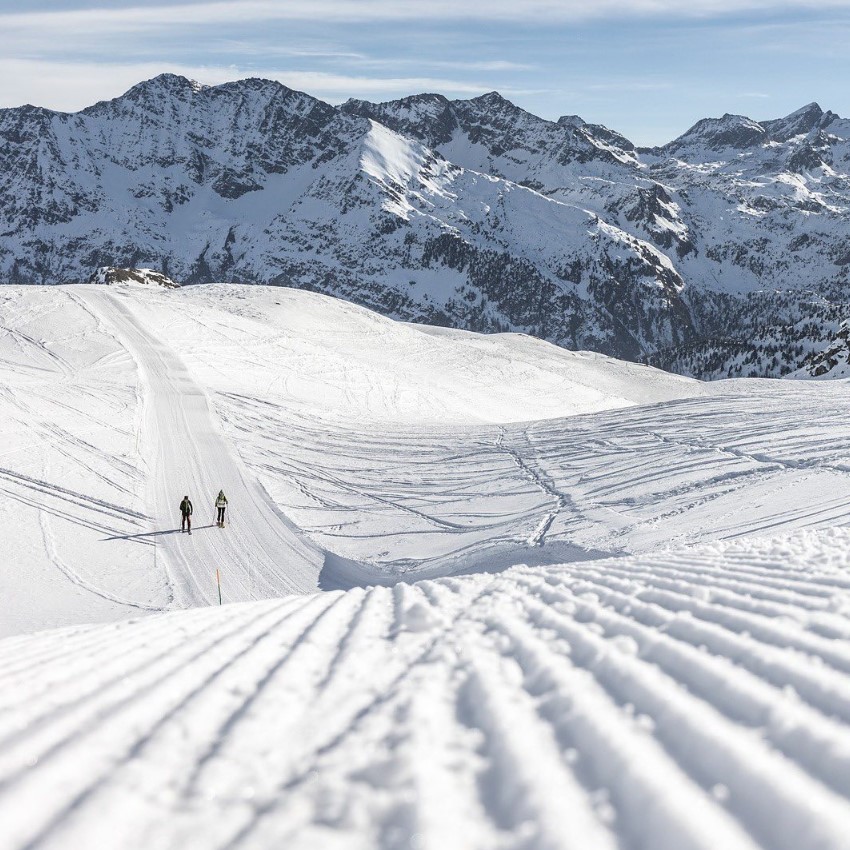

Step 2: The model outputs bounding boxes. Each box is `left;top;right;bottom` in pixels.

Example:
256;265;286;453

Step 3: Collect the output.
1;0;850;145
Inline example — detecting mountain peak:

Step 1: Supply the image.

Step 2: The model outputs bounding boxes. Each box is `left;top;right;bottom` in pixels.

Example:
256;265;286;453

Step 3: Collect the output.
129;73;206;96
762;101;838;141
78;73;210;118
339;92;456;145
342;92;450;118
557;114;586;129
665;112;766;155
453;91;547;130
782;102;823;120
719;112;758;124
468;91;513;108
398;92;449;106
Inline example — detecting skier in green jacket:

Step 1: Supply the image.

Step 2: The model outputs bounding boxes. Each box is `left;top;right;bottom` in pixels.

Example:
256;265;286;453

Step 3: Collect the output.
180;495;193;533
215;490;228;527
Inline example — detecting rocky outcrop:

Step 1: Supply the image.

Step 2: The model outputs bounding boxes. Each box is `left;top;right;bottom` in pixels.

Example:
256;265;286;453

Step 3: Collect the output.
89;266;180;288
797;320;850;378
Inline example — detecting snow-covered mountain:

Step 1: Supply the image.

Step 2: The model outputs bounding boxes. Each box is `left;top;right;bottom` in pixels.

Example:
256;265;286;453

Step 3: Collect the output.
1;75;848;371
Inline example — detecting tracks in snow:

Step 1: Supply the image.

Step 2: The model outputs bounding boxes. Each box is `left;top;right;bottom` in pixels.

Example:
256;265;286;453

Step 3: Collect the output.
75;289;325;603
2;530;850;849
212;380;850;582
496;427;568;546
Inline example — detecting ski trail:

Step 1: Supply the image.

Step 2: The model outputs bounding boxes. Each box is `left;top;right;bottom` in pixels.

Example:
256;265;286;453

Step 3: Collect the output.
496;427;568;546
74;289;324;604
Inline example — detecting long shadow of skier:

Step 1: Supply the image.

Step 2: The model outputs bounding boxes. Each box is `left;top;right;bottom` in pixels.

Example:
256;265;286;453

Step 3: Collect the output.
102;524;217;541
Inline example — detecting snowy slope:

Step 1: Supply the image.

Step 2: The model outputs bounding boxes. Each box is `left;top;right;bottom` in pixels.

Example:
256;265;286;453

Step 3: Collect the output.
7;75;850;373
2;283;850;849
0;286;164;636
345;92;850;321
122;282;701;424
2;528;850;850
4;284;849;627
0;76;691;361
0;283;699;636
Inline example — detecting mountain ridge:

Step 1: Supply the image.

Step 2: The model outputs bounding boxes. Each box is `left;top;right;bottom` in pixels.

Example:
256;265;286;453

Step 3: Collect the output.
1;73;848;376
6;72;838;146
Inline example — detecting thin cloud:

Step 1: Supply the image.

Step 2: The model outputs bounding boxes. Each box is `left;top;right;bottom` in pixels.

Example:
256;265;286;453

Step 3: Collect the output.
217;50;536;73
0;59;513;112
214;42;369;61
339;57;536;72
3;0;850;35
265;70;501;98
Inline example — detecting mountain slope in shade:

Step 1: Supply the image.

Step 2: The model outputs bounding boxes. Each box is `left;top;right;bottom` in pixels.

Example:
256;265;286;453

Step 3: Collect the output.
90;266;179;287
796;320;850;377
342;93;850;376
0;75;693;359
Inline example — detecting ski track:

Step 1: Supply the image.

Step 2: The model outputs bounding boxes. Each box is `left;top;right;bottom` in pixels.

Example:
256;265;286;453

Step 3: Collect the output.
1;544;850;849
215;378;850;581
74;289;325;604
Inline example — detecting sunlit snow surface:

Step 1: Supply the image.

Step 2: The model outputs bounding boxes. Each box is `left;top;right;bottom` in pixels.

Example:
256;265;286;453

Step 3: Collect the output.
1;283;849;849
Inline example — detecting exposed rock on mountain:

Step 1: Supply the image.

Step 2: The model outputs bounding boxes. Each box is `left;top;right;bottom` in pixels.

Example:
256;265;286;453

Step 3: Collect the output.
89;266;180;288
1;75;849;375
761;102;839;142
797;319;850;378
660;114;767;155
340;92;850;378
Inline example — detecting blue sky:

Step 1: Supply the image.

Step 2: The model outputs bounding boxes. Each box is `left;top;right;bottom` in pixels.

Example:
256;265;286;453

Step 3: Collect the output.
1;0;849;145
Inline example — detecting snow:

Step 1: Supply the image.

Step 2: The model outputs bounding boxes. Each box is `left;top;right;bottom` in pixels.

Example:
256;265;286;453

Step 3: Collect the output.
360;120;442;218
1;282;850;849
117;283;702;425
5;78;850;387
0;283;703;636
3;530;850;849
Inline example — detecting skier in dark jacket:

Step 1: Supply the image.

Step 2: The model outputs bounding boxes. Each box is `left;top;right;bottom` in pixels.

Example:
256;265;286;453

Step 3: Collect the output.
215;490;228;527
180;495;193;533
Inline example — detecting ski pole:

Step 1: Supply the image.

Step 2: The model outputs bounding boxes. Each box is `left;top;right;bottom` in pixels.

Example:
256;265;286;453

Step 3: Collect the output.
216;569;222;605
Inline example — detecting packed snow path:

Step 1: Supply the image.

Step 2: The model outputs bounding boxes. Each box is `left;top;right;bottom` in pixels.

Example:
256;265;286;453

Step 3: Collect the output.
2;528;850;850
76;289;324;603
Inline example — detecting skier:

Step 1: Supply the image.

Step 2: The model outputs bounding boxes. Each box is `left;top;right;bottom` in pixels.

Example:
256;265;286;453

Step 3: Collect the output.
180;495;193;534
215;490;228;528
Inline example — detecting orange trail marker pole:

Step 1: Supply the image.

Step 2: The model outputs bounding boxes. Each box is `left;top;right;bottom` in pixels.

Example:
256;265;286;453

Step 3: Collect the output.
216;569;222;605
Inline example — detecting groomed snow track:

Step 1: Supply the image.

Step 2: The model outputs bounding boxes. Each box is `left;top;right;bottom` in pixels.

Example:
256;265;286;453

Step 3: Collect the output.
74;289;324;602
2;530;850;850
